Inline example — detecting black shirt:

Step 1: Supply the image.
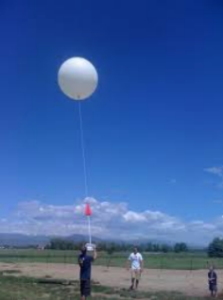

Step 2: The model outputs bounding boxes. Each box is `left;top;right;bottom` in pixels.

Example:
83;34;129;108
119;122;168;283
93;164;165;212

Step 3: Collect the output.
208;271;217;285
79;254;94;280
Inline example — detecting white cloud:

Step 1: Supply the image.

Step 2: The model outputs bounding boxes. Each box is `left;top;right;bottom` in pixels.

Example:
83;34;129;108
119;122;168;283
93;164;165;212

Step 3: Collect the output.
205;166;223;177
204;166;223;188
0;198;222;245
123;211;147;223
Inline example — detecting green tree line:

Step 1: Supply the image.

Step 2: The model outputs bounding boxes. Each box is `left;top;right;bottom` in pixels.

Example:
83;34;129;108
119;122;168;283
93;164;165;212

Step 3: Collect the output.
45;237;223;258
207;237;223;258
45;238;189;253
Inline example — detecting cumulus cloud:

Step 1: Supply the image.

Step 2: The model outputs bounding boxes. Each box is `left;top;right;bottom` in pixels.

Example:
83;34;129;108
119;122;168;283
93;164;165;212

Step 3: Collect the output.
205;166;223;187
0;198;222;245
205;166;223;177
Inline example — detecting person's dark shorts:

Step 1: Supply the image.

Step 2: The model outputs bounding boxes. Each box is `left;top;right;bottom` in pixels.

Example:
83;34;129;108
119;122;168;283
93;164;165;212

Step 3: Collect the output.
80;279;91;296
209;283;217;292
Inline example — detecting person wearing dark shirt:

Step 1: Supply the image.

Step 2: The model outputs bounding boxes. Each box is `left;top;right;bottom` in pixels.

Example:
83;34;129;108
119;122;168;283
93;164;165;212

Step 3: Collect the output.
208;266;217;297
78;245;97;300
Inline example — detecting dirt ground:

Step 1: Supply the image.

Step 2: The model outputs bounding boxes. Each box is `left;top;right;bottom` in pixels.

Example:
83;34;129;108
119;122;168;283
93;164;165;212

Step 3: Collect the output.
0;262;222;296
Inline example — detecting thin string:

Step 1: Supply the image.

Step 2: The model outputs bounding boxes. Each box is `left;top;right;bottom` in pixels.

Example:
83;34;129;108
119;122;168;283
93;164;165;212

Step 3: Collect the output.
88;216;92;245
78;102;89;198
78;101;92;246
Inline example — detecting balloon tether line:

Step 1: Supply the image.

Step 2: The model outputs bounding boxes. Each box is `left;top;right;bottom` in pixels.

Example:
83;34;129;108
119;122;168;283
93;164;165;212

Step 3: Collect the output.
78;101;89;198
88;216;92;245
78;101;92;245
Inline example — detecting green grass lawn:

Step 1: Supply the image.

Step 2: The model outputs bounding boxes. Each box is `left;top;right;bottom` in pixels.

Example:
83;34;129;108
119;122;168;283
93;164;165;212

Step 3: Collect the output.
0;273;218;300
0;249;222;270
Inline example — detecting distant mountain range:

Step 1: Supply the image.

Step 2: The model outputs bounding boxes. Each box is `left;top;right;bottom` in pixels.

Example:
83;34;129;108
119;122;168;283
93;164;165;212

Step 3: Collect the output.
0;233;205;248
0;233;50;247
0;233;165;247
0;233;101;247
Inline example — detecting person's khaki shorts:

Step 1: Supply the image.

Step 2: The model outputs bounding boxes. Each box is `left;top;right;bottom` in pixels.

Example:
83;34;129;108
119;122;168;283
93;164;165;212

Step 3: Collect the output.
131;269;141;280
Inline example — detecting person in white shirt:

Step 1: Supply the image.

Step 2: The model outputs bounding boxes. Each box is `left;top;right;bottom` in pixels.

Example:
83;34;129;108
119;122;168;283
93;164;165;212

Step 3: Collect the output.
126;247;144;290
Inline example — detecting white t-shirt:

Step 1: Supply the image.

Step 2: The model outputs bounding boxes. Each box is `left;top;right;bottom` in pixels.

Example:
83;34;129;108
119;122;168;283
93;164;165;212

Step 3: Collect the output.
128;252;143;270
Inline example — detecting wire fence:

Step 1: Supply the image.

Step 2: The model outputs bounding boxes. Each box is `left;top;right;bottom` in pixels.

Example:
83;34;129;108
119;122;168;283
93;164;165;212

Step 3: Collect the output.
0;249;222;299
0;249;222;270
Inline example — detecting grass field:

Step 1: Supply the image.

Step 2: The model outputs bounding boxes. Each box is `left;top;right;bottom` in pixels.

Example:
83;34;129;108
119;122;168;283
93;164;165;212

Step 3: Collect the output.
0;249;222;270
0;249;221;299
0;273;219;300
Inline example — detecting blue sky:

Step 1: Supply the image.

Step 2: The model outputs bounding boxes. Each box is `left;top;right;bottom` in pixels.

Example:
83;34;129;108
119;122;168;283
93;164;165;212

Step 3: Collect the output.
0;0;223;243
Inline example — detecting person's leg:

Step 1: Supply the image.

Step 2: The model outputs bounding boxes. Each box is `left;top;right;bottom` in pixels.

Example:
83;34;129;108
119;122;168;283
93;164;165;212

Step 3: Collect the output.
135;279;139;289
135;271;140;289
81;279;91;299
213;286;217;297
209;283;213;297
80;280;86;300
130;278;135;289
130;271;135;290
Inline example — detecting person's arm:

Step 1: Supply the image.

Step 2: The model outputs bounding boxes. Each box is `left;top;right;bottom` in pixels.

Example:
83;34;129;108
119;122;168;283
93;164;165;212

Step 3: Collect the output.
78;255;82;267
208;272;214;282
140;255;144;272
93;248;97;260
126;255;131;270
208;272;211;282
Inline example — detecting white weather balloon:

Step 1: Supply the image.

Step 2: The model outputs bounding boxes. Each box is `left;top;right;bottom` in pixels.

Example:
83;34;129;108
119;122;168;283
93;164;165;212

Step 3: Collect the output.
58;57;98;100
